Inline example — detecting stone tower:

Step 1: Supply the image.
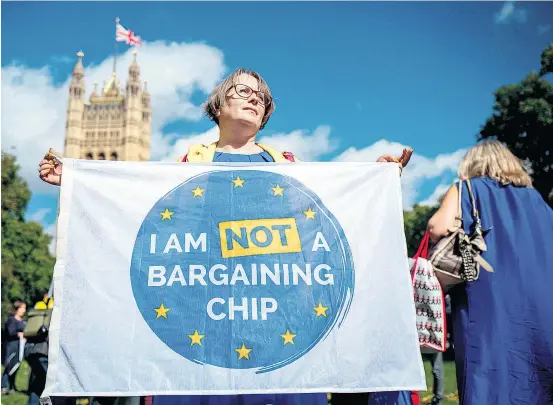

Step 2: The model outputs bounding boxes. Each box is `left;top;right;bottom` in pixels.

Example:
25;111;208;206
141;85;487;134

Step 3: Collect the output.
63;50;151;161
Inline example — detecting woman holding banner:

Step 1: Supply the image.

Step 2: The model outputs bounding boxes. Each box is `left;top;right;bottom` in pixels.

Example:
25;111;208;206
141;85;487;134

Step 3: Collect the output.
38;68;414;405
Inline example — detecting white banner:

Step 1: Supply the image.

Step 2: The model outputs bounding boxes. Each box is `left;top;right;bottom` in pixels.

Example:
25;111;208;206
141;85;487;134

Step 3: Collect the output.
44;160;425;397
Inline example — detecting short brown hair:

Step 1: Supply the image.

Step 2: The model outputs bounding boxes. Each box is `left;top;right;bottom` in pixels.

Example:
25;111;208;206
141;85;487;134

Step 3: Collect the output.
12;300;25;314
204;68;275;130
458;140;533;187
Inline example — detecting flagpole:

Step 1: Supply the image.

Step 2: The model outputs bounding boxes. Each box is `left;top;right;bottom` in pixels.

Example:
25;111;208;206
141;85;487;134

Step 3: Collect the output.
113;16;119;76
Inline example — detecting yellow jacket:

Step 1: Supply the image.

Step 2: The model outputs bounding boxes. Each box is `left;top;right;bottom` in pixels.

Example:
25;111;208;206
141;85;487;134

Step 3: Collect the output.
34;298;54;310
178;142;299;163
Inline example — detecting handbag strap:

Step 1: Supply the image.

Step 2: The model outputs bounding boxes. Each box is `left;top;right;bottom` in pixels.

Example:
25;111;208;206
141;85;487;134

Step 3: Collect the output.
456;179;482;227
414;231;430;259
454;180;464;228
465;179;482;228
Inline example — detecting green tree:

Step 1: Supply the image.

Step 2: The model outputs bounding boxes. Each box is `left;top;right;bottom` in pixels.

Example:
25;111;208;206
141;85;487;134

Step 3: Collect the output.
539;44;553;76
479;44;553;206
404;204;438;257
1;152;55;323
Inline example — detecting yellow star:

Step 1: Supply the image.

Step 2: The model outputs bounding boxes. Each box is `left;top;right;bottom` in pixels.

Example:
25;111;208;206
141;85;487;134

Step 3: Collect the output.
280;329;297;345
235;343;252;360
232;176;245;188
160;208;174;220
188;330;205;346
154;303;171;319
271;185;285;196
191;186;205;198
313;302;329;318
303;207;317;220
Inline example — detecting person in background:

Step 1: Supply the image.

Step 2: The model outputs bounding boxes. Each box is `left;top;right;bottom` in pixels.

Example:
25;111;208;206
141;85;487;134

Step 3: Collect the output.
25;294;53;405
422;351;444;405
427;140;553;405
2;301;27;395
25;294;78;405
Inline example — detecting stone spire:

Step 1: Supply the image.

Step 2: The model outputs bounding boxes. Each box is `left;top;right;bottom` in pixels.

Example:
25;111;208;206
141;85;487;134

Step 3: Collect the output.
71;50;85;81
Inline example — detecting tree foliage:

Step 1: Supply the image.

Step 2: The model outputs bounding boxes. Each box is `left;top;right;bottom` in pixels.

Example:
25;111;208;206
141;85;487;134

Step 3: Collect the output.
539;44;553;76
404;204;438;258
1;153;55;323
479;44;553;206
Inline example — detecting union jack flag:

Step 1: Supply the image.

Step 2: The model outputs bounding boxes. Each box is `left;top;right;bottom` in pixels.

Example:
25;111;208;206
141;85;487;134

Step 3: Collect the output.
116;22;142;46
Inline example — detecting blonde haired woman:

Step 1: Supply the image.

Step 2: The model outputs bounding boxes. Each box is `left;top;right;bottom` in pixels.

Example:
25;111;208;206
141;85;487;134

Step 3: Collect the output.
428;141;553;405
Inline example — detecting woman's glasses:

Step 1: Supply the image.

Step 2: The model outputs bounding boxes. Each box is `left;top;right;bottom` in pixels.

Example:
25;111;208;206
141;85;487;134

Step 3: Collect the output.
231;84;272;106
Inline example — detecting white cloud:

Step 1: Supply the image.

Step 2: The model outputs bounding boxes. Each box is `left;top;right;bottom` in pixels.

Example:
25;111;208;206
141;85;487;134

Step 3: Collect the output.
494;1;528;24
258;125;338;161
334;139;467;208
419;183;452;207
334;139;409;163
1;65;67;196
1;41;226;197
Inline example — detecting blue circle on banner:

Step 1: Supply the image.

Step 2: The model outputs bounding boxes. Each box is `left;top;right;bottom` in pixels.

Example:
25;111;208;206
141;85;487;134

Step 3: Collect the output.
130;170;355;372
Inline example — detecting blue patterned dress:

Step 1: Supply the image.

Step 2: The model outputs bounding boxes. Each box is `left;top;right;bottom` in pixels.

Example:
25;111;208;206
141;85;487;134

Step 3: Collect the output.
152;152;327;405
450;178;553;404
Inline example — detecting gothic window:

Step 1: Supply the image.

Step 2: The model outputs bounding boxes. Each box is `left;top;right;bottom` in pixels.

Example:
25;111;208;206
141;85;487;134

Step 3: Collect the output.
111;152;118;161
143;112;149;121
98;152;106;160
86;152;93;160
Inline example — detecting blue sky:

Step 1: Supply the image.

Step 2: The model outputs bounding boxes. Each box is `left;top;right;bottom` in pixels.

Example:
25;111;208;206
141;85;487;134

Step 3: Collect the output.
2;1;552;248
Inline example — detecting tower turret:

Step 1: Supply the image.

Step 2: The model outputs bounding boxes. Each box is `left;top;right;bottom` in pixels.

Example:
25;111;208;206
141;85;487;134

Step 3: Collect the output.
64;51;86;157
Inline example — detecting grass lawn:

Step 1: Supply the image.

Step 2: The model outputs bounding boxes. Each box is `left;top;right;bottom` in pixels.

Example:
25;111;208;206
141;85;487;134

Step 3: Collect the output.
2;360;459;405
1;361;31;405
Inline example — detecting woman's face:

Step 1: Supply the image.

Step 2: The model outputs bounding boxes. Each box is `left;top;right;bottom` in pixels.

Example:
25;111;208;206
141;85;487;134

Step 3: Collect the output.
16;304;26;317
218;74;266;131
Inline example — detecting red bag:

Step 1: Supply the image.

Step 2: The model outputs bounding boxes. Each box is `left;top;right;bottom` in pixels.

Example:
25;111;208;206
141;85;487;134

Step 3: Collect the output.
410;231;447;352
